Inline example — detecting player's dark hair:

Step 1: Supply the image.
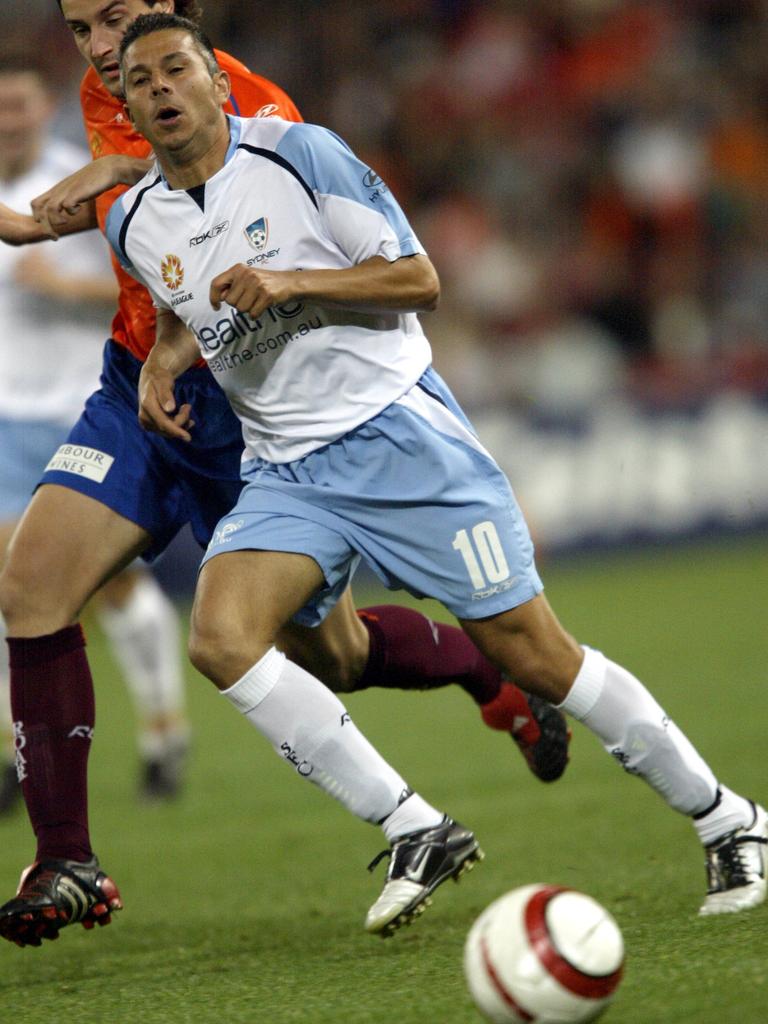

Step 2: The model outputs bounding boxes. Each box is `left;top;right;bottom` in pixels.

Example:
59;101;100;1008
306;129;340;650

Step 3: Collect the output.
120;13;219;81
54;1;204;25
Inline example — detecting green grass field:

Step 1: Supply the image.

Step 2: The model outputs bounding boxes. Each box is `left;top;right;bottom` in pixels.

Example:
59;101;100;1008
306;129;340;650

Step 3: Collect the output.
1;537;766;1023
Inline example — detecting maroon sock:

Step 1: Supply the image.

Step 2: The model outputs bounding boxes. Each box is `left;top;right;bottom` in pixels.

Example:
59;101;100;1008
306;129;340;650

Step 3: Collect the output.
355;604;503;705
8;625;94;863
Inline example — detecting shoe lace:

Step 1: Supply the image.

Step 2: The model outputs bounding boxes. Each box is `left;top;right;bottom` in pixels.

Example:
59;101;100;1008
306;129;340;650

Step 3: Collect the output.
708;832;767;889
367;849;391;874
367;832;420;875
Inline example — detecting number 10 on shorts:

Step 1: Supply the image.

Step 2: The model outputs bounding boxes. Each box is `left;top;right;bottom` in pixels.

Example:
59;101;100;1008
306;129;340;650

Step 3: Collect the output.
452;521;511;589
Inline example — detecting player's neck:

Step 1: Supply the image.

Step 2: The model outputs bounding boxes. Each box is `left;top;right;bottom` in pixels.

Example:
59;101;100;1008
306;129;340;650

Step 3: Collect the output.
157;118;231;191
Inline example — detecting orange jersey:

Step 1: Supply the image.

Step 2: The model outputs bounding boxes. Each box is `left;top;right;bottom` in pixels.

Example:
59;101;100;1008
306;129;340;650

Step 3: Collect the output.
81;51;302;362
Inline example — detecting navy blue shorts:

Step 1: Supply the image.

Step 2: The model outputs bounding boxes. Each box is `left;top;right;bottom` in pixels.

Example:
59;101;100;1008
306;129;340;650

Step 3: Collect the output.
39;340;245;561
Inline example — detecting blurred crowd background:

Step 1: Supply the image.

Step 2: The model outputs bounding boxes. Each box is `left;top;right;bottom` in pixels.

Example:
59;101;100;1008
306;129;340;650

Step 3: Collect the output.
3;0;767;551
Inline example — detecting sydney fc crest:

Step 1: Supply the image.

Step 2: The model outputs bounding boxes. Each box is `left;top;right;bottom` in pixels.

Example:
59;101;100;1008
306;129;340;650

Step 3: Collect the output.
244;217;269;252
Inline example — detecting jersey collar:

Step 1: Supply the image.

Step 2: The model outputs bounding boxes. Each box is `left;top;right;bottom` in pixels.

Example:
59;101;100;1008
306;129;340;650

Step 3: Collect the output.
158;114;244;190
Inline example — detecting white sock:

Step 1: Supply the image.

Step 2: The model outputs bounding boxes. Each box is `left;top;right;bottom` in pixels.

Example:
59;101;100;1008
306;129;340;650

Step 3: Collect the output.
560;646;720;816
692;786;755;845
381;793;444;843
222;646;443;830
97;574;189;758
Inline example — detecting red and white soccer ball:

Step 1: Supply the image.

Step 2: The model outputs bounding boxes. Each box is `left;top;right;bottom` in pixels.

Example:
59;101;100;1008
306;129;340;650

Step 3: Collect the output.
463;884;625;1024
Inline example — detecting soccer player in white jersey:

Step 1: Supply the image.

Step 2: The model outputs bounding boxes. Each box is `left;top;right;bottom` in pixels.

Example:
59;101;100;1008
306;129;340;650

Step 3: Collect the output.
111;14;767;925
0;57;190;810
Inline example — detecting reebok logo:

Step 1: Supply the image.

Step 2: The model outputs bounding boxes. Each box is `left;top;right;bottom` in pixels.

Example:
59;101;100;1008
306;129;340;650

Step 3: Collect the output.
210;519;245;547
68;725;94;740
189;220;230;247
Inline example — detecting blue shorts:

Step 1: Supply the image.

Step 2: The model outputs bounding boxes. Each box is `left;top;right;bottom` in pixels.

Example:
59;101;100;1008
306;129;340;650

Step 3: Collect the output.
0;418;71;520
38;340;245;561
202;367;543;624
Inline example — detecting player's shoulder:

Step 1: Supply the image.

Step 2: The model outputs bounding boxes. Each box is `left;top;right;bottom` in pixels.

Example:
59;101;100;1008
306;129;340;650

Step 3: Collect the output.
79;66;114;119
215;49;269;86
234;113;297;149
238;117;344;156
103;166;163;252
214;49;302;121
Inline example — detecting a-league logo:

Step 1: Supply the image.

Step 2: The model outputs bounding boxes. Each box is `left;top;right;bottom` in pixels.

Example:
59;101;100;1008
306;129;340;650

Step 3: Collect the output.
161;253;184;290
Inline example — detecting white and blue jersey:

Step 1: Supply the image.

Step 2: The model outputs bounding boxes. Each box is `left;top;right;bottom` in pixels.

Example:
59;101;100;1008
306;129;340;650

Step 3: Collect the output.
106;115;431;464
107;115;542;619
0;138;114;518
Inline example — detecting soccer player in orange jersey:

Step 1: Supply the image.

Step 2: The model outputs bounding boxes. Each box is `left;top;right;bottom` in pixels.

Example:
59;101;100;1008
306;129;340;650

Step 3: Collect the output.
0;0;568;947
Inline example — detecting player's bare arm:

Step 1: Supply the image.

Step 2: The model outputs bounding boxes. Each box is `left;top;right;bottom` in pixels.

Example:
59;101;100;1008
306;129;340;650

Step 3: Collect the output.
13;248;119;305
138;307;198;441
0;200;64;245
31;154;154;237
210;254;440;320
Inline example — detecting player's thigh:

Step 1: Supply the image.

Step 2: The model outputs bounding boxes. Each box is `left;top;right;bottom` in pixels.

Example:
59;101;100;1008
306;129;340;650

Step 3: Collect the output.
459;594;582;702
190;549;327;685
0;484;151;634
277;585;369;691
0;520;17;562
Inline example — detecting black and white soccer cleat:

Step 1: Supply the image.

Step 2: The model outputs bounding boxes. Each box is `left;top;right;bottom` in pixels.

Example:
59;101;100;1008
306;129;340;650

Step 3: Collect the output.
699;801;767;916
365;816;483;936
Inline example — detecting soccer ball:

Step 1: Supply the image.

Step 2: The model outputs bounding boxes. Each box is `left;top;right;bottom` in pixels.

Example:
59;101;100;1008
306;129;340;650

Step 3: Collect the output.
463;884;624;1023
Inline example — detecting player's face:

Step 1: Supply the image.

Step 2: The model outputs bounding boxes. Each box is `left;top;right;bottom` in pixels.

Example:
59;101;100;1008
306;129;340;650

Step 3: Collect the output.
60;0;173;96
0;72;54;169
123;30;229;156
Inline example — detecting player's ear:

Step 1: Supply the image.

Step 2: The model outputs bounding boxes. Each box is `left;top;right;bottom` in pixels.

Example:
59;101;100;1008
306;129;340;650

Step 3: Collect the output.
213;69;231;106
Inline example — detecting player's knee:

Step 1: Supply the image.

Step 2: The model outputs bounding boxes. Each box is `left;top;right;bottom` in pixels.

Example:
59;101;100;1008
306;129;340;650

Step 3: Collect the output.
0;546;87;634
188;607;270;688
187;614;228;682
478;628;582;704
0;562;42;632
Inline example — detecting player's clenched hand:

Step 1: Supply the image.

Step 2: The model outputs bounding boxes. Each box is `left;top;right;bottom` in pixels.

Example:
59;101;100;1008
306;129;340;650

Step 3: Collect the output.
210;264;297;318
138;364;195;442
0;201;56;245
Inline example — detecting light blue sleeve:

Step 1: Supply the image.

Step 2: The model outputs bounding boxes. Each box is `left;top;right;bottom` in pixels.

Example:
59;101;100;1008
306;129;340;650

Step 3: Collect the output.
275;122;424;262
103;196;135;273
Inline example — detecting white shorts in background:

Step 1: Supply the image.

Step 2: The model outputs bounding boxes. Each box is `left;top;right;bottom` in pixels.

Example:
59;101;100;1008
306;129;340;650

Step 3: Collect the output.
0;417;70;520
202;368;543;625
